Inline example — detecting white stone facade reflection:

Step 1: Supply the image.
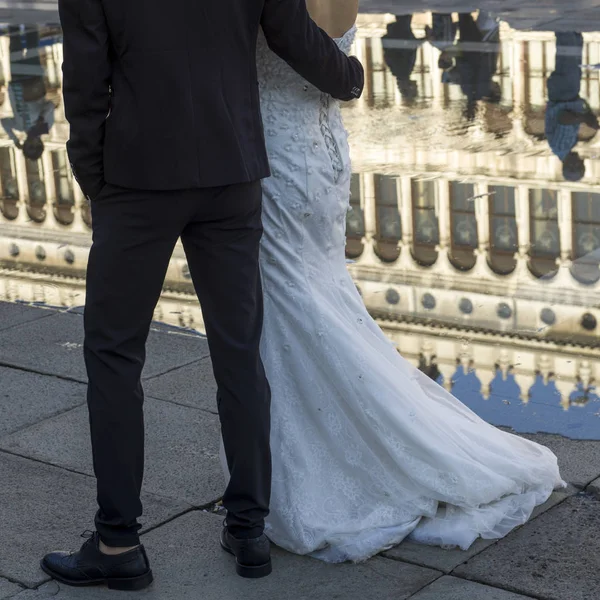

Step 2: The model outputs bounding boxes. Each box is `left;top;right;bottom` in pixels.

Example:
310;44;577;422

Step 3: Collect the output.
0;18;599;414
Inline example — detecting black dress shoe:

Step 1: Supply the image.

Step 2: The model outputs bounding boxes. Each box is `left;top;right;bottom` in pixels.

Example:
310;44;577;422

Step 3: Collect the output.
220;526;272;579
41;531;153;591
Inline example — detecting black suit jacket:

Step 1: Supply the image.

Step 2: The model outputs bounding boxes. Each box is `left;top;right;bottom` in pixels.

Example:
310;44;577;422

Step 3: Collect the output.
58;0;364;199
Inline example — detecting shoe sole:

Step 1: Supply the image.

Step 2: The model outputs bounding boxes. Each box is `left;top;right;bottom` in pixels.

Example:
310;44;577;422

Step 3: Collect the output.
40;560;154;591
220;540;273;579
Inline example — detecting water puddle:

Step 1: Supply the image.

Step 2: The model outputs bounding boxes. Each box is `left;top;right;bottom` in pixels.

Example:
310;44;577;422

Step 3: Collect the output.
1;4;599;438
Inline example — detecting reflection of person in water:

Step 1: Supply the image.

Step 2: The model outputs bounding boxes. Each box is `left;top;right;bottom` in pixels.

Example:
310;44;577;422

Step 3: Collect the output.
439;12;501;120
545;32;599;182
381;15;424;104
1;26;55;161
425;13;458;55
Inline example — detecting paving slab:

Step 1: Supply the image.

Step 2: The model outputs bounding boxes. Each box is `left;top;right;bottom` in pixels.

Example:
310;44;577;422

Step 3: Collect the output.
383;537;496;576
0;453;190;588
410;576;534;599
0;311;210;382
144;357;218;413
0;367;84;437
0;398;223;506
454;494;600;600
382;486;574;573
586;477;600;499
0;303;52;333
5;584;57;600
0;578;22;599
509;432;600;488
9;511;442;600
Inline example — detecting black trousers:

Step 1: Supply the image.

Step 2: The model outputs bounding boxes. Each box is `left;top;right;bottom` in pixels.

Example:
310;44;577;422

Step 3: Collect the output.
84;181;272;547
8;26;45;93
548;33;583;103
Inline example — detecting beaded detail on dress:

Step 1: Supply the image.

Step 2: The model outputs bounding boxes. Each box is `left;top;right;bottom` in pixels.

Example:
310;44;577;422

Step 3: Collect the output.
256;26;357;99
319;94;344;182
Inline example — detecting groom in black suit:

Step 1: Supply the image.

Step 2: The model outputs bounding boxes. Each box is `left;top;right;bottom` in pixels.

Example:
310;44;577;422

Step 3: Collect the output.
41;0;363;589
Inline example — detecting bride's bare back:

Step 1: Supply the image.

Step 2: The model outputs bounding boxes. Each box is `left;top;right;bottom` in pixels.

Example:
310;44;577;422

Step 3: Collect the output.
306;0;359;38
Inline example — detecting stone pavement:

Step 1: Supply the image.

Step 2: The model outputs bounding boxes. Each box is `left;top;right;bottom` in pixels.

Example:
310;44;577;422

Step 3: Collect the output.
1;301;599;600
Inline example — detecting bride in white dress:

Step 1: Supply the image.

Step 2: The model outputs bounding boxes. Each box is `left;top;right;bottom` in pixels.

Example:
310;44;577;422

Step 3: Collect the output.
224;3;565;563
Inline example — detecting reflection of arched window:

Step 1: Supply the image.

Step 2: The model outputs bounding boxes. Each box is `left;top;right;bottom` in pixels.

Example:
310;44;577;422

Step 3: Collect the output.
529;189;560;277
374;174;401;262
570;192;600;284
52;150;75;225
411;179;439;266
488;188;518;274
449;182;478;270
26;158;47;222
0;147;19;219
345;174;365;259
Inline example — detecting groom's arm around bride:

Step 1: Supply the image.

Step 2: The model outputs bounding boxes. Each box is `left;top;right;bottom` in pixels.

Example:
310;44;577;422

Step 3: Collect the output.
262;0;364;101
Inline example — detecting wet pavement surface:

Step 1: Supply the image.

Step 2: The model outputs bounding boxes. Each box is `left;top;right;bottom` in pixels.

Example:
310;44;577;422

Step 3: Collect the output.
1;300;597;600
1;2;598;439
0;3;599;599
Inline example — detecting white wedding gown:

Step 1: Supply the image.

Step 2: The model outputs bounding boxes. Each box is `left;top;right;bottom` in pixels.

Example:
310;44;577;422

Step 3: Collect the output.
222;27;565;563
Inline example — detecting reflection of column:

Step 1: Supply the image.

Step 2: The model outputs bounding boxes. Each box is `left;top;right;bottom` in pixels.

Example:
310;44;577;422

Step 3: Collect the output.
474;184;490;252
396;176;418;269
513;185;531;277
553;378;572;406
426;41;444;111
513;39;526;117
70;199;87;233
400;176;413;245
515;185;530;254
511;35;527;146
13;150;29;224
557;189;572;262
0;38;9;94
14;151;28;200
436;179;450;249
513;371;535;403
479;365;494;399
71;184;87;233
353;36;369;111
364;37;375;108
42;152;55;204
41;152;59;228
362;173;377;240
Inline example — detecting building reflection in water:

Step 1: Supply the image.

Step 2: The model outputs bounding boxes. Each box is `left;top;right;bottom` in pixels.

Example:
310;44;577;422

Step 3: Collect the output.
0;15;599;438
546;32;600;184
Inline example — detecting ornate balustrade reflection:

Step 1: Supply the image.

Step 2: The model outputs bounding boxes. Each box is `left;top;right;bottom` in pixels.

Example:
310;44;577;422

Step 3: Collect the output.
0;18;598;354
1;155;599;339
344;171;600;288
1;264;597;437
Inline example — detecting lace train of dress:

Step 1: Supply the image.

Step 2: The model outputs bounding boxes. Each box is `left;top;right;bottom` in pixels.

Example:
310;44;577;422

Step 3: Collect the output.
220;27;566;563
